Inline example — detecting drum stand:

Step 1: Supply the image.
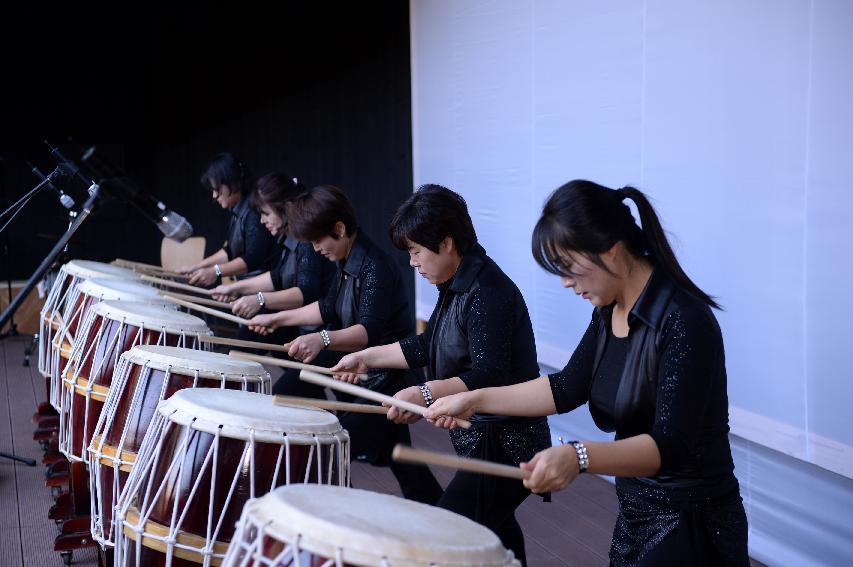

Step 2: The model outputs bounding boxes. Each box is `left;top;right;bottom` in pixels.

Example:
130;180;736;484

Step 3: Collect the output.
53;460;96;565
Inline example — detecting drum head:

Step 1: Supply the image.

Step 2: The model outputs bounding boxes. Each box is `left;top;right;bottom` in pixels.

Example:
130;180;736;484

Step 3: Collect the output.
159;388;343;443
92;300;210;335
63;260;139;280
78;278;171;305
121;345;269;382
245;485;520;566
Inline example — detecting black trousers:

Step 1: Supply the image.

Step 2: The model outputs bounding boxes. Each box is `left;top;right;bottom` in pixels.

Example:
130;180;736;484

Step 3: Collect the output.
272;366;444;506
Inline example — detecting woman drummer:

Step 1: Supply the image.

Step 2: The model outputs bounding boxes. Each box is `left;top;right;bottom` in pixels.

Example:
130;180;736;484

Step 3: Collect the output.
425;180;749;567
179;153;278;286
209;173;336;391
246;184;443;505
330;185;551;566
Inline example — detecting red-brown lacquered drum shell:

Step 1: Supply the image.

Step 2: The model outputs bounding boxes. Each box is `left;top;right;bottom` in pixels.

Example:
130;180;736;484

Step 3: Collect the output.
144;426;331;542
117;390;348;566
69;320;185;458
95;362;268;546
97;463;129;547
256;535;344;567
103;367;254;452
121;541;201;567
64;292;97;339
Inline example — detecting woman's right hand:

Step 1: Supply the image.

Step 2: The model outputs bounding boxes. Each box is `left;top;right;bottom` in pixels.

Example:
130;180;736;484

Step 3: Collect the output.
424;391;478;429
211;283;236;302
176;264;197;275
330;352;370;383
246;313;279;335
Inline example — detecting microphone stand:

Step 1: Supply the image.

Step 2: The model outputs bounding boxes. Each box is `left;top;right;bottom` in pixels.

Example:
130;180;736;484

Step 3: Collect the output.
0;164;72;344
0;162;39;466
0;175;57;234
0;184;102;338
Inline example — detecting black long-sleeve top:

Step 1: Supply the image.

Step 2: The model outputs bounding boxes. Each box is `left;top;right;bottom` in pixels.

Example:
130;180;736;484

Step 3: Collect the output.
223;196;278;272
548;268;735;485
317;231;413;346
398;245;551;465
398;245;540;392
269;235;335;304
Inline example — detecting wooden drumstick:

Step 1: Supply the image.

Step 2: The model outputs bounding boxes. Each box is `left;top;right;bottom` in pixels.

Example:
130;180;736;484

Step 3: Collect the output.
113;258;162;270
274;395;389;415
299;370;472;430
199;335;291;353
160;291;233;309
161;294;250;325
141;274;215;295
229;351;368;381
114;259;189;278
392;444;530;480
151;269;191;280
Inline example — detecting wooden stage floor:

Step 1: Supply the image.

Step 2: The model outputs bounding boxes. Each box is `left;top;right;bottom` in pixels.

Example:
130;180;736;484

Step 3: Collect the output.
0;336;764;566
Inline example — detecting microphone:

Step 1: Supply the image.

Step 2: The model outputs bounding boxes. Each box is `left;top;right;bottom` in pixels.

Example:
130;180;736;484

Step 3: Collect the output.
28;163;75;209
45;141;98;194
81;146;194;242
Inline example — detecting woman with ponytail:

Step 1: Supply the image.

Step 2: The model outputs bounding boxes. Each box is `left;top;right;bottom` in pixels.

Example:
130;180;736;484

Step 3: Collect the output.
209;173;336;392
426;180;748;566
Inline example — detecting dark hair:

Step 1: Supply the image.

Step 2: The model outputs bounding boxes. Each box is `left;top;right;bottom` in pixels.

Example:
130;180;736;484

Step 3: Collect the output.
286;185;358;241
200;152;253;195
389;184;478;254
249;173;306;218
532;180;719;309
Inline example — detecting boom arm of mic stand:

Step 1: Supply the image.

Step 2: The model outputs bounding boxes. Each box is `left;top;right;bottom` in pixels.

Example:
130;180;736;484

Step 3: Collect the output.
0;185;102;331
0;176;55;225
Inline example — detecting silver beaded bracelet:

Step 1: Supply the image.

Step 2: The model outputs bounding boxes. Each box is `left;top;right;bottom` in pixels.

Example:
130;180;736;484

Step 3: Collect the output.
419;383;434;407
568;440;589;473
319;329;331;349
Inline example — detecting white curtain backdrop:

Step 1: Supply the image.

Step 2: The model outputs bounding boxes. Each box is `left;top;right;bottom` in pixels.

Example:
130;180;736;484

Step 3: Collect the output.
411;1;853;565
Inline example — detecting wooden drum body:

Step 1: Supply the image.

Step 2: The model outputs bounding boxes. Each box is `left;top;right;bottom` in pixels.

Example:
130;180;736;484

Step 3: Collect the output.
38;259;138;393
58;300;211;463
223;485;521;567
49;277;173;411
89;345;272;548
115;389;350;567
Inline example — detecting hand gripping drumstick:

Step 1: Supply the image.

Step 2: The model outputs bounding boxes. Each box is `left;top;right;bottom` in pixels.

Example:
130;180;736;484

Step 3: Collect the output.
200;335;291;353
160;293;250;325
274;395;389;415
299;369;472;430
160;291;233;310
393;444;529;480
229;350;368;381
141;274;215;296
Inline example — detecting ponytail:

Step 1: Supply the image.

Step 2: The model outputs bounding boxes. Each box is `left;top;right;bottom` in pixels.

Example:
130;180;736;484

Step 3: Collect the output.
532;180;719;309
250;172;306;218
618;186;719;309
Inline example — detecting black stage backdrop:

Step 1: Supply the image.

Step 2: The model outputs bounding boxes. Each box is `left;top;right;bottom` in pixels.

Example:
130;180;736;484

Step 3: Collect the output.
0;1;416;318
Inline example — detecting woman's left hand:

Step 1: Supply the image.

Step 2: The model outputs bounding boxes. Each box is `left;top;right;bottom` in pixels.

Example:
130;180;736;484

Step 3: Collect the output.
288;333;324;363
386;386;424;424
520;444;580;494
188;267;217;287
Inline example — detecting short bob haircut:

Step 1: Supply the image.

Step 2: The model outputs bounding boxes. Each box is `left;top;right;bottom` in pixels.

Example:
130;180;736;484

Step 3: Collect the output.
200;152;254;195
249;173;305;218
389;184;477;255
286;185;358;241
